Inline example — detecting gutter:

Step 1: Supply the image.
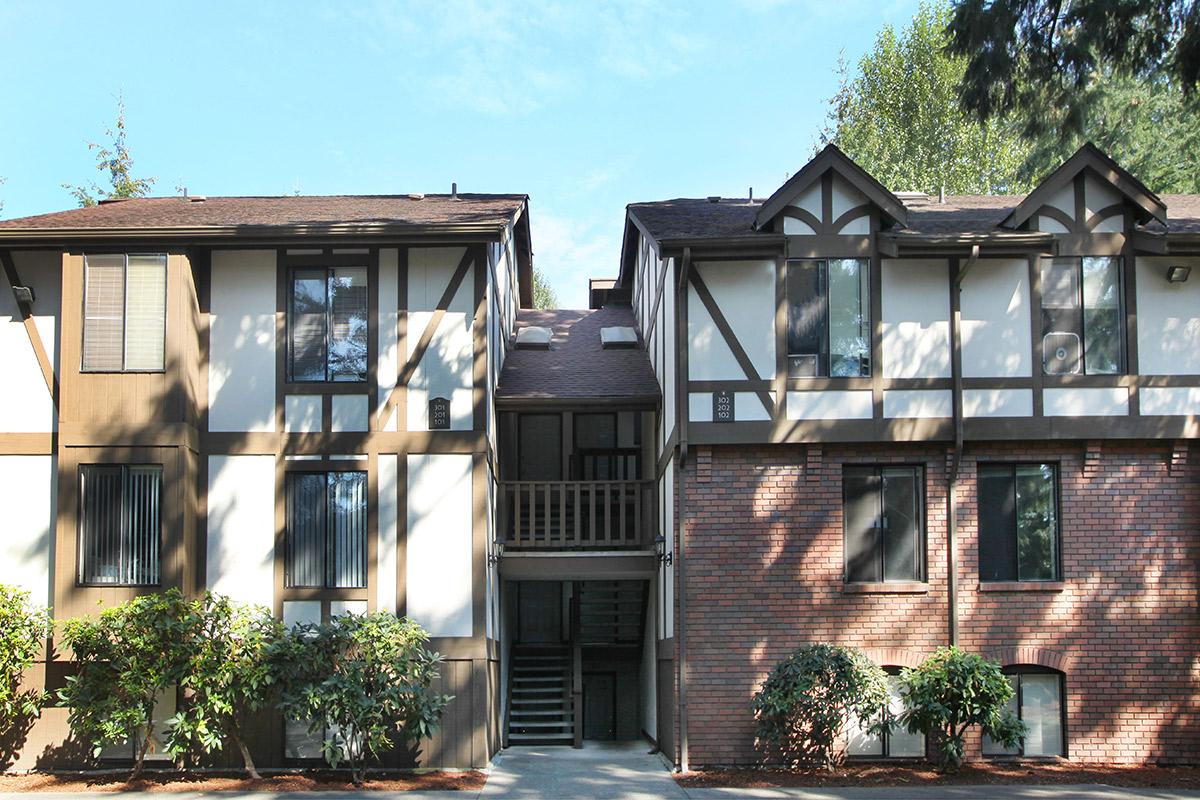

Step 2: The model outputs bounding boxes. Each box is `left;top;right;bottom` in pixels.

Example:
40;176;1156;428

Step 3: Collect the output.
0;221;510;245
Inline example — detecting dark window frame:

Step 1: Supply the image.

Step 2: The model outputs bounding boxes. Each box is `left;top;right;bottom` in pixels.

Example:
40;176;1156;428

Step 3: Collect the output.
77;463;163;587
846;667;927;760
978;462;1062;583
842;464;926;584
284;470;368;590
81;252;168;374
572;412;641;480
983;666;1068;759
1040;255;1125;376
286;264;369;383
786;257;871;378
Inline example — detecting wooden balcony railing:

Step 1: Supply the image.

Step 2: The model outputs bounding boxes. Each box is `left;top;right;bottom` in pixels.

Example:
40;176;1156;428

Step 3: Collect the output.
498;480;655;550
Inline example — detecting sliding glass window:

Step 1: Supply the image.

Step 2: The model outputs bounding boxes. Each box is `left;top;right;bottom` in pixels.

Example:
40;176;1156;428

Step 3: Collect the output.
1040;257;1122;375
78;464;162;586
786;258;869;377
288;267;368;382
285;471;368;589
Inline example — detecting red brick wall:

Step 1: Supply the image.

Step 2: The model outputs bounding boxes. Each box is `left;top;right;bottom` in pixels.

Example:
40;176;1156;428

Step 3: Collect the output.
677;441;1200;766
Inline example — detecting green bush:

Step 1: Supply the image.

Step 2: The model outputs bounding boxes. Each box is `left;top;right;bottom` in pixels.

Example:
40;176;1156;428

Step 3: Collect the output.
0;585;50;763
165;593;282;778
59;589;195;780
897;647;1026;770
752;643;891;770
272;611;450;784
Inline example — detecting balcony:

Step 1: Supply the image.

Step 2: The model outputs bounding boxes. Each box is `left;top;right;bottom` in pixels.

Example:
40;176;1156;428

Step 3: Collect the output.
498;480;655;550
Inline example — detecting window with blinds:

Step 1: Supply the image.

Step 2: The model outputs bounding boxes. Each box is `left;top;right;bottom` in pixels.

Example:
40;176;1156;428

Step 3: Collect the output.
288;267;368;382
78;464;162;586
285;471;367;589
82;254;167;371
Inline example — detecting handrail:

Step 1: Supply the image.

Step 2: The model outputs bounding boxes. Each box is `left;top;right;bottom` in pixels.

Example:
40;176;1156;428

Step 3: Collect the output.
570;586;583;749
498;480;655;550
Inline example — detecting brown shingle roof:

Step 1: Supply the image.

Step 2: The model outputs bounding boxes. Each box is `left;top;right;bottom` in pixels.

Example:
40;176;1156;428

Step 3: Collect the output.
628;193;1200;241
0;193;525;234
497;306;660;404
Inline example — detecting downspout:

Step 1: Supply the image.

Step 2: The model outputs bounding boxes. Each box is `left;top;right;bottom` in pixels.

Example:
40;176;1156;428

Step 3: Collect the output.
947;246;978;646
675;246;692;773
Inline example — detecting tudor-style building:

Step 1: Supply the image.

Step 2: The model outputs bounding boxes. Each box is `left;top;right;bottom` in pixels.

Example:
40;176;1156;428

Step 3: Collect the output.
0;142;1196;774
621;143;1200;767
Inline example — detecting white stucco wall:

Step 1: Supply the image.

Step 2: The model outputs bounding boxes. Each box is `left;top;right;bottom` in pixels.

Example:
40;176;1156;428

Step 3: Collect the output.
0;455;54;609
883;389;952;419
209;250;276;433
961;259;1031;378
1043;387;1129;417
1140;387;1200;416
331;394;368;432
206;455;275;609
786;390;874;420
284;395;321;432
378;248;400;431
687;260;775;382
408;248;474;432
963;388;1034;418
407;453;473;637
1135;257;1200;375
688;391;773;422
377;453;398;614
0;251;59;433
881;259;951;379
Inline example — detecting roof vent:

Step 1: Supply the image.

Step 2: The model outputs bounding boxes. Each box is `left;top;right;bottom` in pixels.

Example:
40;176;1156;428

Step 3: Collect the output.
97;197;133;205
407;193;425;201
188;195;207;203
600;326;638;349
515;326;552;349
707;196;721;204
896;191;931;207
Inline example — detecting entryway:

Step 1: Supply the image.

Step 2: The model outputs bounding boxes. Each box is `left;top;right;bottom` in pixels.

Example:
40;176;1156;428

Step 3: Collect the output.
480;740;686;799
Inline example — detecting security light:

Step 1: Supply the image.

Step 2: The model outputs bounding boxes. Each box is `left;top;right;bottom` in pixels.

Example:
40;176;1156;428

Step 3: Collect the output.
1166;265;1191;283
654;535;673;567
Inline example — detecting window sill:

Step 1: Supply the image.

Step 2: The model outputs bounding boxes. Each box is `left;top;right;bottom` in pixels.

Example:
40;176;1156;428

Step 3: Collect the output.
843;582;929;595
978;581;1065;593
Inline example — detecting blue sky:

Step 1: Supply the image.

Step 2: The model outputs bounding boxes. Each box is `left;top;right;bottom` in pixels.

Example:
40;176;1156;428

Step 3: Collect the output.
0;0;918;308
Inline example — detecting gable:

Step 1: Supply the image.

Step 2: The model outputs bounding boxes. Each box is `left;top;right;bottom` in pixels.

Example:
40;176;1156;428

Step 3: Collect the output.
1001;143;1167;232
754;144;908;234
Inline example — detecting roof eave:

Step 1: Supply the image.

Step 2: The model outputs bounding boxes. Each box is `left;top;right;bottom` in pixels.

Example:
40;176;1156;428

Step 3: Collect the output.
0;221;511;245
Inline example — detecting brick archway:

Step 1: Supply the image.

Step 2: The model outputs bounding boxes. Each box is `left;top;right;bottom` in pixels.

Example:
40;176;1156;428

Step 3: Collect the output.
861;647;927;669
985;646;1071;672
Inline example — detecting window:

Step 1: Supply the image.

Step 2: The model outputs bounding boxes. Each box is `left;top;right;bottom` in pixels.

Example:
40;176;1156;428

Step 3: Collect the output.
786;258;870;377
285;472;367;589
843;465;923;583
78;464;162;586
846;671;925;758
983;669;1065;757
288;267;368;382
1041;257;1123;375
978;463;1059;582
82;254;167;371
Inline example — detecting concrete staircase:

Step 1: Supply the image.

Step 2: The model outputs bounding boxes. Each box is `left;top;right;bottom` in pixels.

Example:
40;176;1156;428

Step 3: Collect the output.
506;645;574;745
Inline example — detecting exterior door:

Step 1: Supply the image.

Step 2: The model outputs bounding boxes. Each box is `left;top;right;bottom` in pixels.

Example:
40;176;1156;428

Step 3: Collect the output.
582;672;616;740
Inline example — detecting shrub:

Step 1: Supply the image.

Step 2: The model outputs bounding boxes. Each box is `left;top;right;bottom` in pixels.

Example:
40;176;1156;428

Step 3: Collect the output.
752;643;890;770
165;594;282;778
897;646;1026;770
59;589;195;780
272;612;450;785
0;585;50;765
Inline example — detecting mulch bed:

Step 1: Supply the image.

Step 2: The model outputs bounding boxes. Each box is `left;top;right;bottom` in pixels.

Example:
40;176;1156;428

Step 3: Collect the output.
677;762;1200;789
0;769;487;792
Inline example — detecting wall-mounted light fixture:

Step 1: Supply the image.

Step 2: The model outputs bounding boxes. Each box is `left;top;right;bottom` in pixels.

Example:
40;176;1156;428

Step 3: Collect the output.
654;535;673;567
488;540;505;565
1166;265;1192;283
11;286;34;305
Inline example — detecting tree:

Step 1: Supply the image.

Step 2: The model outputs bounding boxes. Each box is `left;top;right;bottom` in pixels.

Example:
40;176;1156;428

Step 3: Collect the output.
0;585;50;767
532;268;558;309
897;647;1025;770
165;594;283;779
752;644;891;770
947;0;1200;139
821;2;1035;194
272;612;450;785
63;95;155;208
59;589;195;780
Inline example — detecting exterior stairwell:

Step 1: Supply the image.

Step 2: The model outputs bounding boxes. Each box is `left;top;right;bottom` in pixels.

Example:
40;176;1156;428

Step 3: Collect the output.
506;645;574;745
577;580;647;645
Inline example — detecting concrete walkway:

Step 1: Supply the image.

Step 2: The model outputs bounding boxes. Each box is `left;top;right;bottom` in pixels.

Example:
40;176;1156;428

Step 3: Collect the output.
480;739;687;799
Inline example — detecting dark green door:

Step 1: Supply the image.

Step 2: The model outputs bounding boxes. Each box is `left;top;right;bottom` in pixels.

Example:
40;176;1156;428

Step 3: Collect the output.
582;672;616;740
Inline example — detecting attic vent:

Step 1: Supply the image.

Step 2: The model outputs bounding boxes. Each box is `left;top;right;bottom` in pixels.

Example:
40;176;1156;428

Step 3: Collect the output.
188;195;207;203
600;326;638;348
515;326;552;349
707;196;721;204
896;191;931;207
407;193;425;200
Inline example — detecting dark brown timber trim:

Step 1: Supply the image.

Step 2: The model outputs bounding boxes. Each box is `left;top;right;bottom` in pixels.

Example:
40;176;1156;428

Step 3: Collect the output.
0;249;58;404
687;268;774;416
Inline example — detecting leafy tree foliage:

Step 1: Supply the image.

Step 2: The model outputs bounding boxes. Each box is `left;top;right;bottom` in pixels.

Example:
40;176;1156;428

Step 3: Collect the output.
165;594;283;779
897;647;1025;770
947;1;1200;140
822;2;1035;194
532;268;558;309
59;589;194;780
63;95;156;208
272;612;450;785
752;643;891;770
0;585;50;766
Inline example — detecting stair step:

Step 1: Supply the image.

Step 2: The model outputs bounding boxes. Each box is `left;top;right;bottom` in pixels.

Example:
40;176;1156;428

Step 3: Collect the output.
510;720;573;729
508;733;573;743
512;687;567;695
512;698;569;707
511;709;573;718
513;677;565;683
